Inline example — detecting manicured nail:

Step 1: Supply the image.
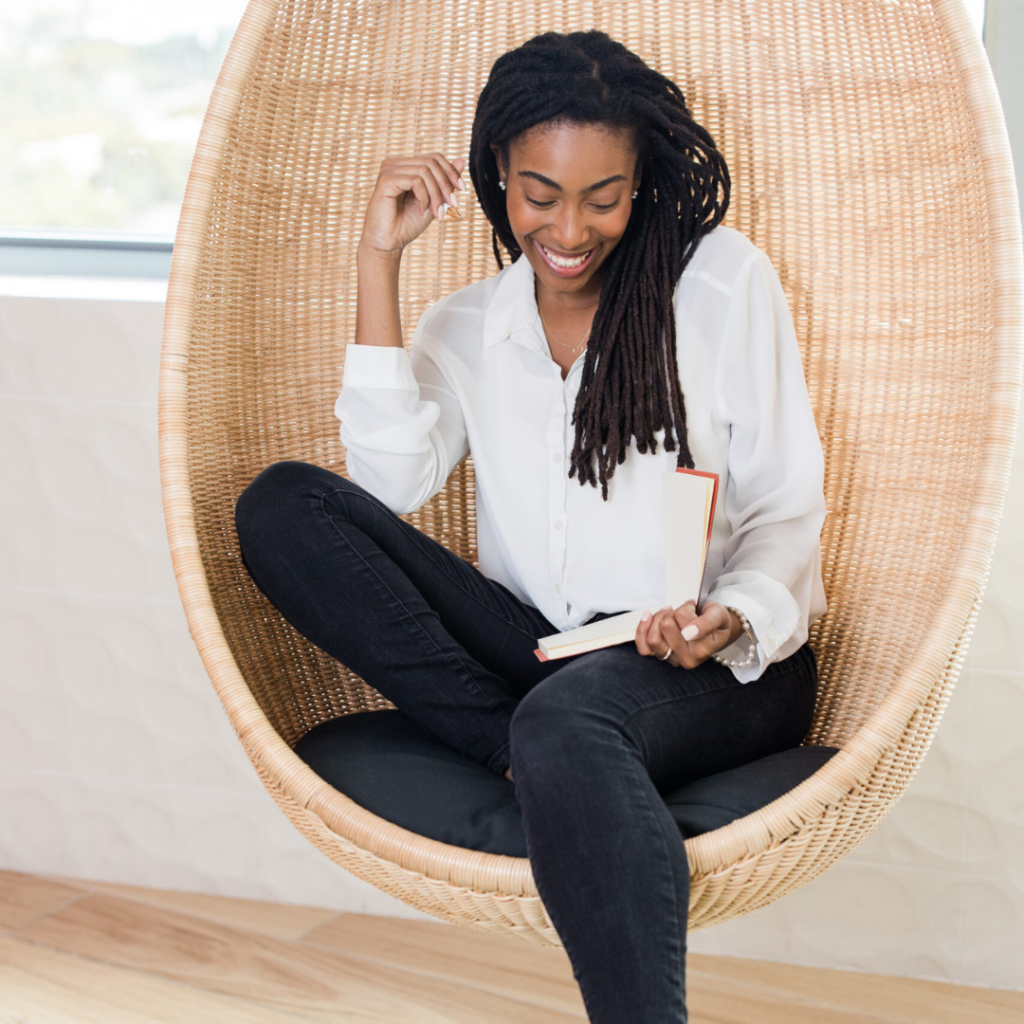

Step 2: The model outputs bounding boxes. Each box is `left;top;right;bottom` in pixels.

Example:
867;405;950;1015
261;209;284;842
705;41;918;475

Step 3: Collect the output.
455;174;465;191
640;609;652;624
438;203;449;219
682;624;699;641
448;192;459;207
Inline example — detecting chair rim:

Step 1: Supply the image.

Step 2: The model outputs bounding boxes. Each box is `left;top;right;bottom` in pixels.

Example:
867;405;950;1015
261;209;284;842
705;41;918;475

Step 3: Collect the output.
159;0;1023;898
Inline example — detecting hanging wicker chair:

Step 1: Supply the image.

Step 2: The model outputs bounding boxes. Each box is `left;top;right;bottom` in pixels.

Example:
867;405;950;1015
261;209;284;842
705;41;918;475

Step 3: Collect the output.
159;0;1022;943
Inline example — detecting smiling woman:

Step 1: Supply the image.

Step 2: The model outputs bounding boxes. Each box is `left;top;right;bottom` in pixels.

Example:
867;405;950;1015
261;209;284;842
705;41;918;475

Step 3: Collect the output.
470;39;731;499
491;122;641;375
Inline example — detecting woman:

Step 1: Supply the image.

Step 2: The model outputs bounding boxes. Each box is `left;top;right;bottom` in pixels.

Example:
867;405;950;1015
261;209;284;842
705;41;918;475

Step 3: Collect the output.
236;29;827;1024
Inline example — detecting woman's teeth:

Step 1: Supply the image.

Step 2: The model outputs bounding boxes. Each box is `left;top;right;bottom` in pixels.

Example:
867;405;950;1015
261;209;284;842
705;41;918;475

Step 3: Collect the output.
540;243;591;268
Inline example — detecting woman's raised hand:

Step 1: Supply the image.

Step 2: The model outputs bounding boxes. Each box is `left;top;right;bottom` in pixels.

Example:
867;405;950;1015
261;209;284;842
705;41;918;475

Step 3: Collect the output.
634;600;744;669
359;152;466;259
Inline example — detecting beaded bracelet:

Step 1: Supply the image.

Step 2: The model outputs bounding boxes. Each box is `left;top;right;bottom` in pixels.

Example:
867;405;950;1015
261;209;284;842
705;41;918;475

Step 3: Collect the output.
711;606;758;669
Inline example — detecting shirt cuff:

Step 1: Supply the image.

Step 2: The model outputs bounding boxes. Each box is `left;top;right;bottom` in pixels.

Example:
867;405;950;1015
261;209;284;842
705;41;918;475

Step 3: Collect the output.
342;343;419;391
704;573;800;682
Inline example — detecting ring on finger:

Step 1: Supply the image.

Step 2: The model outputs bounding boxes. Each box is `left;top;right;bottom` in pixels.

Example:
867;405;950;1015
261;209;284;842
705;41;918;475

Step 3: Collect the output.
659;648;672;661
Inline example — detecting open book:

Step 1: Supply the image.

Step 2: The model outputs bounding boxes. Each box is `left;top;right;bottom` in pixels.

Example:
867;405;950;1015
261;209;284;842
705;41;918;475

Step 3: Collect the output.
534;467;719;661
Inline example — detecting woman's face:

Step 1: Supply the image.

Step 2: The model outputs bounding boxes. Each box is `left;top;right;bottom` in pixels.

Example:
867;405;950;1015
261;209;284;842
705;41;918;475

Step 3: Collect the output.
492;120;642;301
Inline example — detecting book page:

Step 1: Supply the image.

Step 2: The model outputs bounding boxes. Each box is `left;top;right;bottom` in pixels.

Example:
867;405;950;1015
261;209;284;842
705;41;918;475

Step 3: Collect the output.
537;609;648;658
663;470;715;608
534;470;718;662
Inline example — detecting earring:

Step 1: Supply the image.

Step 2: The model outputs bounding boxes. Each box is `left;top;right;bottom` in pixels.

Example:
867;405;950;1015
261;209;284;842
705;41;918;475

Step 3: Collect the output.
498;180;506;191
631;190;638;199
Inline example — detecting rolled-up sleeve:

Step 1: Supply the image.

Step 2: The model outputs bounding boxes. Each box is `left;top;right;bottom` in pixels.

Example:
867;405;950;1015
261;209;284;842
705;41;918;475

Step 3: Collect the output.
704;249;827;681
335;312;469;515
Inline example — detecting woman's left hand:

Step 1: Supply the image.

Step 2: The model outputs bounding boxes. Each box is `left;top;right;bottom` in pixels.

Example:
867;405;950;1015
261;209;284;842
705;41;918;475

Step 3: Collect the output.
634;600;744;668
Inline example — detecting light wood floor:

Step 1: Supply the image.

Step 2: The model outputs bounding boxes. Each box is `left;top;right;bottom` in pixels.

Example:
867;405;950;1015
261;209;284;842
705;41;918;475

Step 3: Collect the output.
2;870;1021;1023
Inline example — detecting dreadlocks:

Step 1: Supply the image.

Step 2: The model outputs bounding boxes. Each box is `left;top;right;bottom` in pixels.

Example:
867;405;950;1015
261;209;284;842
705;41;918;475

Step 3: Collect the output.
469;30;730;499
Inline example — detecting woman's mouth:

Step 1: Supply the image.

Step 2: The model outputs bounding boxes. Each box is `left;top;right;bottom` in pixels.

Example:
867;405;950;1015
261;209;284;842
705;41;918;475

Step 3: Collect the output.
534;239;597;277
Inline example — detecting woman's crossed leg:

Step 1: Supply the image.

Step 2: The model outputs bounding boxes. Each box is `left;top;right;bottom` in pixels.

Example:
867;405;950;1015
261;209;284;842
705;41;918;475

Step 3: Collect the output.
235;460;817;1024
235;460;560;773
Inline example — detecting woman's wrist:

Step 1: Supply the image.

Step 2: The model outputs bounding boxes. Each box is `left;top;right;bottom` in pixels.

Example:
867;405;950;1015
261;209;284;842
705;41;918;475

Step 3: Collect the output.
725;608;746;647
712;606;757;669
355;240;405;347
357;237;404;269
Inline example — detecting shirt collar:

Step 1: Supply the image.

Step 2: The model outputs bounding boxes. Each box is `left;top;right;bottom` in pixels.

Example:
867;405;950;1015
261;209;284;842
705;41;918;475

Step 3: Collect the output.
482;253;545;353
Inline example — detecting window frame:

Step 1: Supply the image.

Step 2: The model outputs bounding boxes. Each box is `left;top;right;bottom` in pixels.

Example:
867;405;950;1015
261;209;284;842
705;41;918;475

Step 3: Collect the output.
0;230;173;279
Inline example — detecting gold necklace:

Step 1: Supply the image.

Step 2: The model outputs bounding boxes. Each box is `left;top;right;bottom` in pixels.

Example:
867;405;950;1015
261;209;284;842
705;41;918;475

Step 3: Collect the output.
538;305;594;356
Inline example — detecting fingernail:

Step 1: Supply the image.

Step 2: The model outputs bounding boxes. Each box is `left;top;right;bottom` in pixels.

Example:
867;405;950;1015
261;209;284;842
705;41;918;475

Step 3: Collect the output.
449;192;459;207
455;175;465;191
682;624;699;641
640;609;652;624
438;203;449;219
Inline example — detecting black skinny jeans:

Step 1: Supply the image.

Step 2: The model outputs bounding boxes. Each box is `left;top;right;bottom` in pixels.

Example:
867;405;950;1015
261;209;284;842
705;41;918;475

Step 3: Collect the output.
235;461;819;1024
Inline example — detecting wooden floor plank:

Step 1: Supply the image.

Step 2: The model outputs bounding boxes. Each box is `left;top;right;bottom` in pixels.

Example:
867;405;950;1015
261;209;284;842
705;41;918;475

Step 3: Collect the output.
0;934;319;1024
688;953;1024;1024
0;871;85;931
688;973;888;1024
302;911;586;1016
15;894;586;1023
46;876;339;941
6;871;1020;1024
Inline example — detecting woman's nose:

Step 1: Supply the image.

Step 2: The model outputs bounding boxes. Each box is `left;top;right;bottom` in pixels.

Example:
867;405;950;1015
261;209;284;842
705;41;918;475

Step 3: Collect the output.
548;206;591;251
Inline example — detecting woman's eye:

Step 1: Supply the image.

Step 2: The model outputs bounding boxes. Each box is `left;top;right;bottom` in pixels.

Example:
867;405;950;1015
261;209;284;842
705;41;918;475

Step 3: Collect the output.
525;197;618;211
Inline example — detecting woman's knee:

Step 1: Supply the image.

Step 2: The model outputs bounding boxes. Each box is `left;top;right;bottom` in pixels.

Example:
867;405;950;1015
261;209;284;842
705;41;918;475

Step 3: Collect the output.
510;667;627;774
236;461;308;546
235;461;363;542
235;461;362;562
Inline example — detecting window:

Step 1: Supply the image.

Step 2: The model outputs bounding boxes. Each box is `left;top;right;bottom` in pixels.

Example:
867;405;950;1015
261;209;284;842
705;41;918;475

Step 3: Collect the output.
1;0;248;241
965;0;987;38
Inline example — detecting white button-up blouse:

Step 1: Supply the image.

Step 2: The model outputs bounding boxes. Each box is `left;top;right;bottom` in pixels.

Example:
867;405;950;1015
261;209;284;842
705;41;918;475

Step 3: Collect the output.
336;224;827;682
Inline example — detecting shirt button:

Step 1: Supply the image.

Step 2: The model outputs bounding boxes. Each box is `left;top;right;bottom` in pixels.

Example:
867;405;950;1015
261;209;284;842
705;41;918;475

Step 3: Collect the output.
554;520;564;530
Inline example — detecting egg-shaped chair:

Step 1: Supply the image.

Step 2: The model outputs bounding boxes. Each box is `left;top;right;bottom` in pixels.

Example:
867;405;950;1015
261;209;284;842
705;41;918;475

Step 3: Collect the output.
159;0;1023;942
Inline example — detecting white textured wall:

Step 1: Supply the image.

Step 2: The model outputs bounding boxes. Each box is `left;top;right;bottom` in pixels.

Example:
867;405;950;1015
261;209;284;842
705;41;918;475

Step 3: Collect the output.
1;0;1022;989
0;283;420;919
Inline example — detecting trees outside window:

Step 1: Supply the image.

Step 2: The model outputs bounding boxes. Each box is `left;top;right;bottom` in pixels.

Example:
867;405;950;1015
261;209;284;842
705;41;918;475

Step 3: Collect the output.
1;1;247;239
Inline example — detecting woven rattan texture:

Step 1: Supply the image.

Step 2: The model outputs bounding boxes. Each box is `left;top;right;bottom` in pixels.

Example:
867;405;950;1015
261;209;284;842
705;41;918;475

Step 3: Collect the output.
189;0;990;743
162;0;1022;938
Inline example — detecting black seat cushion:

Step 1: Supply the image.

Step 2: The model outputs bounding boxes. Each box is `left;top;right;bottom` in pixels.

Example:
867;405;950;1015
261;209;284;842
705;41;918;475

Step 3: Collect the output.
295;710;839;858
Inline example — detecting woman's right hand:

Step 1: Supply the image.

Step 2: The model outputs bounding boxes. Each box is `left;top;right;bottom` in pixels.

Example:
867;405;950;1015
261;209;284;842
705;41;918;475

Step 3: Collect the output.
359;152;466;259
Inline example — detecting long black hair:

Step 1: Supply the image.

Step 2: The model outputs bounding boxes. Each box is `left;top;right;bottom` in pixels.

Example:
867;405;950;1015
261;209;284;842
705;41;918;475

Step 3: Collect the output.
469;30;730;499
